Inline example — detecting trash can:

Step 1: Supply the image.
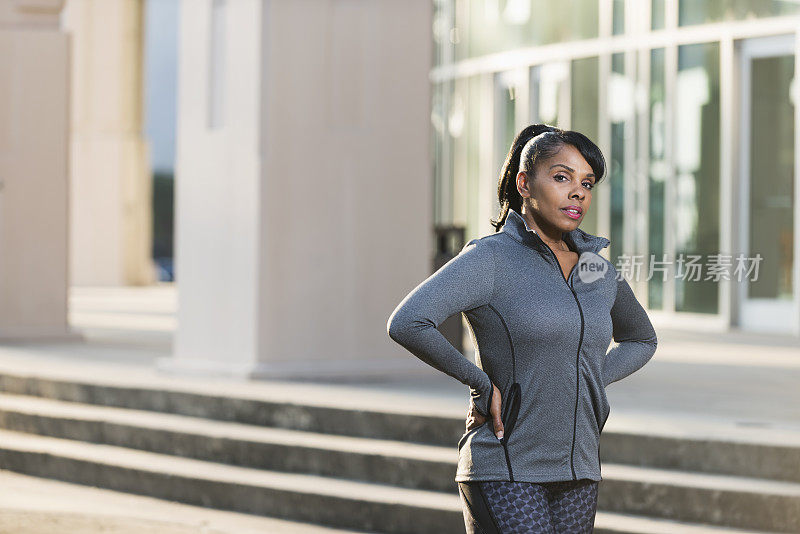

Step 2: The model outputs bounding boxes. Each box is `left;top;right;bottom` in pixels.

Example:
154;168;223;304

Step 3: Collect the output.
433;224;466;353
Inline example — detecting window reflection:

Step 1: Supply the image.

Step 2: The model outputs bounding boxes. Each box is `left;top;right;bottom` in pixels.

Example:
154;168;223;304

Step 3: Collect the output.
679;0;800;26
452;0;599;62
572;56;600;235
674;42;721;314
652;0;666;30
748;54;794;301
609;53;629;268
649;48;667;310
533;62;569;127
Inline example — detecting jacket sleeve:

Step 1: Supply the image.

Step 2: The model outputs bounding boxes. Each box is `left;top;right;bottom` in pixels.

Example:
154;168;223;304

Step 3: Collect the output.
602;274;658;387
387;238;495;417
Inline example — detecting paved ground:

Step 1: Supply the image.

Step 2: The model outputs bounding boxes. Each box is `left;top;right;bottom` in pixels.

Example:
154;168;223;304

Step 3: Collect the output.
0;283;796;532
0;469;366;534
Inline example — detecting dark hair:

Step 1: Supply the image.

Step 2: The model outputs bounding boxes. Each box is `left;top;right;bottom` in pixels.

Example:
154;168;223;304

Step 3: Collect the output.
490;124;607;231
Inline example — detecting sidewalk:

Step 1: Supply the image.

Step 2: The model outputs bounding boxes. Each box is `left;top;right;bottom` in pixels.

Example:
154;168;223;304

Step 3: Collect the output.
0;469;364;534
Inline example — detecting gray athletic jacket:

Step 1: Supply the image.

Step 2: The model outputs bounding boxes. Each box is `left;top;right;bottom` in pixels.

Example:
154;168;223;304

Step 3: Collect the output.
386;207;658;483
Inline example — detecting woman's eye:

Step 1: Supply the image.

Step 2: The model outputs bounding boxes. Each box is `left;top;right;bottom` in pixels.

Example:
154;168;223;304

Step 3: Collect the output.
555;174;594;189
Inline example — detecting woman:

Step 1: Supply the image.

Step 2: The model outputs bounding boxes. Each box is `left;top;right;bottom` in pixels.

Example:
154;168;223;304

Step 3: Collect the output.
386;124;658;533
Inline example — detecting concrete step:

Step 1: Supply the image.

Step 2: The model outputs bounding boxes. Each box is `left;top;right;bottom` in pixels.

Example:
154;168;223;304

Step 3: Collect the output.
0;370;461;445
599;463;800;532
1;370;799;485
599;414;800;484
0;430;774;534
0;429;461;534
594;511;770;534
0;393;797;531
0;392;456;492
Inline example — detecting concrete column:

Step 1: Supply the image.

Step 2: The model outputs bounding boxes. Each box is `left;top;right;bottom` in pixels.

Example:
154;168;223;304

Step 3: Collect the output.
158;0;434;379
0;0;81;341
61;0;154;286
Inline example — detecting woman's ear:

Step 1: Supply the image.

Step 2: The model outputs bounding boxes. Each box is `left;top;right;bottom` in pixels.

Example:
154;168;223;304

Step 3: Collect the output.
516;170;532;199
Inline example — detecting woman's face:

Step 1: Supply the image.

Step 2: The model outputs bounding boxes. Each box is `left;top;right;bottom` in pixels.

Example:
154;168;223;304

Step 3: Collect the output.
516;143;596;235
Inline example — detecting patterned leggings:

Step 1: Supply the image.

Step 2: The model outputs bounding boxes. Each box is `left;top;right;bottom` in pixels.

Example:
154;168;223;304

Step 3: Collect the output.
458;479;599;533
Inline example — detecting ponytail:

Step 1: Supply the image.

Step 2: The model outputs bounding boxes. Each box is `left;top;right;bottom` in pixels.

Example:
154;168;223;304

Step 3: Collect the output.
490;124;558;231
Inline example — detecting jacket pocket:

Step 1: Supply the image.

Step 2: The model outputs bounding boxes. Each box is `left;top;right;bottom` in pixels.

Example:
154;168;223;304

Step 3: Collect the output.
497;382;522;482
598;403;610;433
582;368;609;435
501;382;522;439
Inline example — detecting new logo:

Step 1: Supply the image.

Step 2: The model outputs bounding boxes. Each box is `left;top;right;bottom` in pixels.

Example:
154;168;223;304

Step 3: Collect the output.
576;252;608;284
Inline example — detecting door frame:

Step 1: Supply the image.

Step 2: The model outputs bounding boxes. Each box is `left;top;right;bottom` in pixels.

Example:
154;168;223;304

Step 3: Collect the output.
735;33;799;334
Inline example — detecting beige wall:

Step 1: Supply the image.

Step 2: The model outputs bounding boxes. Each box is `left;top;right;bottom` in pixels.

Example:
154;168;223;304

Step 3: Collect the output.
257;0;435;372
0;0;80;340
159;0;434;378
62;0;154;286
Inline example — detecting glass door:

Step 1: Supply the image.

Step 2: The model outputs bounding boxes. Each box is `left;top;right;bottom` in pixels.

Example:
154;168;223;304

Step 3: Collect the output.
737;34;798;334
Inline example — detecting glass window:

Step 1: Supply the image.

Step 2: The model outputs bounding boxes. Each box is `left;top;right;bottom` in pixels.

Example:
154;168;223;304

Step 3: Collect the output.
571;56;600;235
648;48;666;310
651;0;665;30
495;72;520;175
433;0;455;68
747;54;795;300
451;77;469;228
531;62;569;128
445;76;485;238
452;0;599;62
674;42;720;314
613;0;625;35
679;0;800;26
432;82;450;226
466;75;482;239
609;53;628;266
490;70;527;236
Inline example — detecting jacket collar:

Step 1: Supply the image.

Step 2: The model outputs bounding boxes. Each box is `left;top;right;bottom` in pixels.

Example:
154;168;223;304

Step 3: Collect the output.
500;207;610;255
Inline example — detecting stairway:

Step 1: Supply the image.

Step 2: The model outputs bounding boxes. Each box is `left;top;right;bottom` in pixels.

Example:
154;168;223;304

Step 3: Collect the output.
0;369;797;533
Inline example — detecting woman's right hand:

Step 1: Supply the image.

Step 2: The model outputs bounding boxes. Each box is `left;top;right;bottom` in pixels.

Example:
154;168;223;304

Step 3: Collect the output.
465;383;505;440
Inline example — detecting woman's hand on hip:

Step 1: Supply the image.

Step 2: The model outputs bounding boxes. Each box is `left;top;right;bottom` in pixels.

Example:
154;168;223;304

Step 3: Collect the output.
465;383;504;439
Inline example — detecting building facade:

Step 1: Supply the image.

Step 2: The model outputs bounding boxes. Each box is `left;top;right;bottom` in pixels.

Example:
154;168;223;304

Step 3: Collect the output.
431;0;800;335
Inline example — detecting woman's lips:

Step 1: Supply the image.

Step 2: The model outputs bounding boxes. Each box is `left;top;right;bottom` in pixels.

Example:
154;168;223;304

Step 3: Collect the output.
561;207;582;220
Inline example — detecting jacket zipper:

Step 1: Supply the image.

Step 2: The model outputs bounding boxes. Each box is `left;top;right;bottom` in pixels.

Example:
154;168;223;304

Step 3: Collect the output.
540;241;585;481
